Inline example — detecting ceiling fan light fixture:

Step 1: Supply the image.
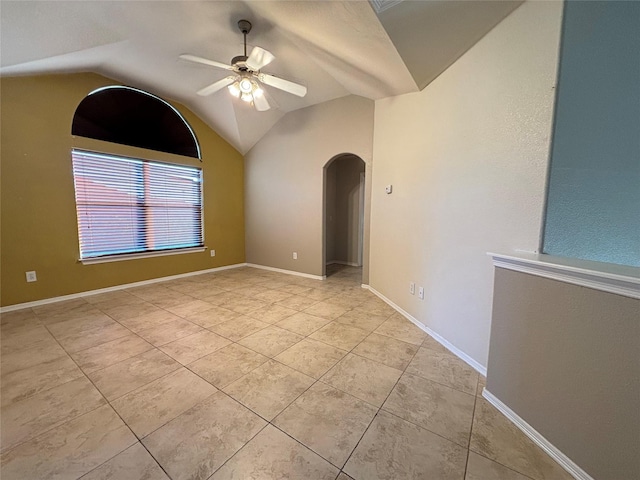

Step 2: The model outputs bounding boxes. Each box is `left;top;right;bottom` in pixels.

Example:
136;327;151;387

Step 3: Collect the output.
228;81;241;98
182;18;304;112
239;78;253;94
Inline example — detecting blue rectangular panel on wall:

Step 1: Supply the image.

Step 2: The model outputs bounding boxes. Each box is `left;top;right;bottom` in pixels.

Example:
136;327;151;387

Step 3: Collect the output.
543;1;640;267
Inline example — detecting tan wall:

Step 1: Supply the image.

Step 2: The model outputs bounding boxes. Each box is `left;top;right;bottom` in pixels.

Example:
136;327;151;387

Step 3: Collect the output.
325;155;365;266
333;157;365;265
325;164;337;263
0;73;245;307
244;95;374;279
487;268;640;480
369;1;563;365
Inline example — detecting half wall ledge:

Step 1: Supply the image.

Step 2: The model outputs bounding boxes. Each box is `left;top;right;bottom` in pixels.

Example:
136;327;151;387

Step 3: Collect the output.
488;252;640;300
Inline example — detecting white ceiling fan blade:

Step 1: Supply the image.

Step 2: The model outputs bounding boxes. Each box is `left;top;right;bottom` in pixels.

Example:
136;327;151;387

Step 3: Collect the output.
245;46;275;71
180;54;234;71
197;76;236;96
258;73;307;97
253;91;270;111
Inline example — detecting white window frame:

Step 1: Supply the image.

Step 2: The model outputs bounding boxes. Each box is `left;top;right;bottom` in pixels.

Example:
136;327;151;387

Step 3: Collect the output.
71;149;204;264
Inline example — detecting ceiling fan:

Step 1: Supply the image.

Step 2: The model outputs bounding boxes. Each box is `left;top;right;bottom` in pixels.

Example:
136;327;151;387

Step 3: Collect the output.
180;19;307;111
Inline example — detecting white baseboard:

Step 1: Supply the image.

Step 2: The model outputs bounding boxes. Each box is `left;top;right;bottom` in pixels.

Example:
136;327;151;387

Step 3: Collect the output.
482;389;591;480
0;263;248;313
327;261;361;267
361;284;590;480
246;263;326;281
362;284;487;376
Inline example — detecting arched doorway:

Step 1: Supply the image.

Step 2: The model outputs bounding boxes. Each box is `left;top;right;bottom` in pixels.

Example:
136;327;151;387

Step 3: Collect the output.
323;154;366;279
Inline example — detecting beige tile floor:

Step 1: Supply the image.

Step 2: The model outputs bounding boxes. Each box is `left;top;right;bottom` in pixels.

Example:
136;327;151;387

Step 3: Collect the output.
0;265;574;480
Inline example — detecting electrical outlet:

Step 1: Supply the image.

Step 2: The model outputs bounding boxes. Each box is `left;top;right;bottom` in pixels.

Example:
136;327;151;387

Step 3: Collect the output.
26;271;37;282
418;286;424;300
409;282;415;295
293;252;298;260
210;249;216;257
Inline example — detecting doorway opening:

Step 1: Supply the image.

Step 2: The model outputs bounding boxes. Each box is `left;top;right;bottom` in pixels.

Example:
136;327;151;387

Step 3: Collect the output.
323;154;366;281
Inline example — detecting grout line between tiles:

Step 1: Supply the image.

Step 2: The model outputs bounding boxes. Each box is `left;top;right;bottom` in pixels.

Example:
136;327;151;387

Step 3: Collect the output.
339;334;422;473
269;421;343;471
462;380;482;479
19;326;145;477
469;450;539;480
6;268;434;479
205;421;271;479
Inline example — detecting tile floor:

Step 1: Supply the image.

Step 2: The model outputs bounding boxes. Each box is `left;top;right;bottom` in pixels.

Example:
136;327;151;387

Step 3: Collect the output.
0;265;573;480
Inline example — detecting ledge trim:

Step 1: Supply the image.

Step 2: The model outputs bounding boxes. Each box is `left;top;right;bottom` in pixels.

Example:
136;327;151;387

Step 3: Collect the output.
489;252;640;299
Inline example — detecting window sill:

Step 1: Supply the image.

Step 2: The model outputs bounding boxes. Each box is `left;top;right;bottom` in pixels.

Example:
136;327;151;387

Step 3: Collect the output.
79;247;207;265
488;252;640;300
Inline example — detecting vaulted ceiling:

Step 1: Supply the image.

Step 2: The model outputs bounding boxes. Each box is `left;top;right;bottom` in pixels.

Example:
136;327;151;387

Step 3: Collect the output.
1;1;522;154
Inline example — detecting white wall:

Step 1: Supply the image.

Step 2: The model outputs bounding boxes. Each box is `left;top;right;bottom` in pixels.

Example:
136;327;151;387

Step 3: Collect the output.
245;95;374;278
369;1;563;366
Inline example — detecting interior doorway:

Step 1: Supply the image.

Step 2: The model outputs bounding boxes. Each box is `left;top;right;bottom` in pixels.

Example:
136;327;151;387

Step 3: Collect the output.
323;154;366;279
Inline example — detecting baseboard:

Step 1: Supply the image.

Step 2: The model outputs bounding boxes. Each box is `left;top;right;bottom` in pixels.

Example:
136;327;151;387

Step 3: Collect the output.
482;390;591;480
246;263;326;281
362;283;588;479
326;261;361;267
0;263;248;313
362;284;487;376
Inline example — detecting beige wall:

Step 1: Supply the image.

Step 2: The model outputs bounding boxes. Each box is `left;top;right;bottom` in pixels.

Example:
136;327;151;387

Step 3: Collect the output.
487;268;640;480
0;73;245;307
325;164;337;263
369;1;563;366
244;95;374;279
333;156;365;265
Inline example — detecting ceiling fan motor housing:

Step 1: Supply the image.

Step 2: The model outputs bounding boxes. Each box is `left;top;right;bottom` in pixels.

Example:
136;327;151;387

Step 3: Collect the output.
232;55;249;70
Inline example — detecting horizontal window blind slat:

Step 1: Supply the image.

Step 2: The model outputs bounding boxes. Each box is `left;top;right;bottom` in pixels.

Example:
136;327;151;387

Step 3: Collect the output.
72;149;203;259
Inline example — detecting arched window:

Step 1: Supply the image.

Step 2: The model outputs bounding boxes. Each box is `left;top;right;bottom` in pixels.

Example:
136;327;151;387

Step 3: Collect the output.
70;87;204;263
72;86;201;159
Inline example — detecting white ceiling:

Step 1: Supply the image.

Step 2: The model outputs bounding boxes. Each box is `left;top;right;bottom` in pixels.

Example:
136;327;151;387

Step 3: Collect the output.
1;1;522;154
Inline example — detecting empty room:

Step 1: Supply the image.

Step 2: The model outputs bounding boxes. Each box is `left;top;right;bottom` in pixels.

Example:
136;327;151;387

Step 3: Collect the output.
1;1;638;480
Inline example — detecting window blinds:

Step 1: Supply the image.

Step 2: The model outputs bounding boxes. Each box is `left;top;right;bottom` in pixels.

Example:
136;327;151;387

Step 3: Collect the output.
71;150;203;259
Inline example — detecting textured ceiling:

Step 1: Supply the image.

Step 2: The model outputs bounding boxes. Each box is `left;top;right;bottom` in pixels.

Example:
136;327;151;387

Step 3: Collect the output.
1;1;521;153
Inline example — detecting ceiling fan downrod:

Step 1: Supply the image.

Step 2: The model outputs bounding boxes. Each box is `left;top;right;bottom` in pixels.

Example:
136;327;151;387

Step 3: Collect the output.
238;19;252;60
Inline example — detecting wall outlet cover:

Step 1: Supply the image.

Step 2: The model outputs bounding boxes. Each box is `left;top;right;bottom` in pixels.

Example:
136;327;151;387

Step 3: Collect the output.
210;249;216;257
26;271;37;282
